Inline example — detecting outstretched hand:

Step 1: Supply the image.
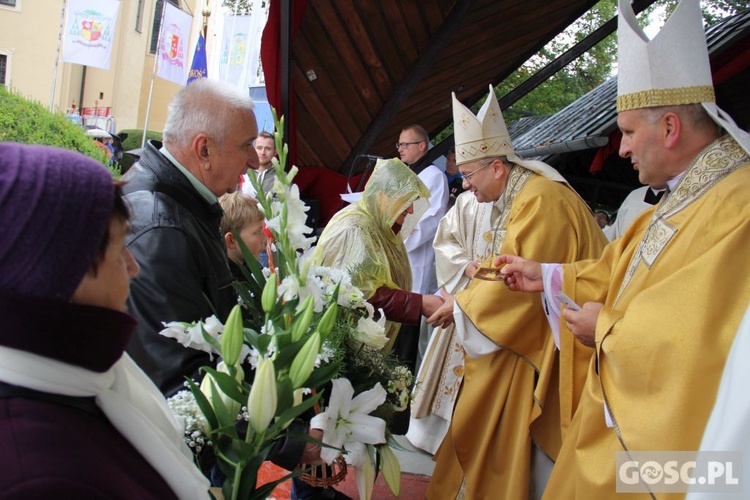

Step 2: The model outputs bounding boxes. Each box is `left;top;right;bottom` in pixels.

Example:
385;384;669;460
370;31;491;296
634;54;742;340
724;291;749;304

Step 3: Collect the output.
426;291;455;328
465;261;479;279
562;302;603;348
421;294;445;318
300;427;324;465
494;254;544;292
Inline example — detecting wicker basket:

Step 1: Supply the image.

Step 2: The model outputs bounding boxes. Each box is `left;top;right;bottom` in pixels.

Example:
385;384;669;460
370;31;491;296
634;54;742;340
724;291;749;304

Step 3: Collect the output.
296;455;348;488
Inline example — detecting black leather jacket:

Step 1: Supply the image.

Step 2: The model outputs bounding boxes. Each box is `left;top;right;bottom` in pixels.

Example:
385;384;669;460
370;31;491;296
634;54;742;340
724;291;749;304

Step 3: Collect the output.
122;141;236;396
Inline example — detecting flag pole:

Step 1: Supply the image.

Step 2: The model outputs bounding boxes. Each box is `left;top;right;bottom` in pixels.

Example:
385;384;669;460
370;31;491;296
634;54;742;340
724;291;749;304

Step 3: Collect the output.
141;2;167;149
50;0;68;112
203;4;210;39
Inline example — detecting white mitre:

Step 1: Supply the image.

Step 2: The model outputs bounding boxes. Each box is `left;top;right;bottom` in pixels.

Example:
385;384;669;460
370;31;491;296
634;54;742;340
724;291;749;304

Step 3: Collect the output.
451;84;566;182
617;0;750;153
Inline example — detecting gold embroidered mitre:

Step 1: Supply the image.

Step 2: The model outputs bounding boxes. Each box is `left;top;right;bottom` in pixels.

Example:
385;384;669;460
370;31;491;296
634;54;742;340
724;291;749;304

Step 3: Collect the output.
616;0;714;112
616;0;750;154
452;84;513;166
451;85;568;183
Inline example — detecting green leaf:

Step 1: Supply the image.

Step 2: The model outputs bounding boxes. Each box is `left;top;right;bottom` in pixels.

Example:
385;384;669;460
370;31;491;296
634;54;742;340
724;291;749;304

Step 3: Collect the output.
275;374;294;414
186;377;218;432
266;391;323;435
209;378;236;430
201;366;246;403
272;337;308;368
303;360;342;389
232;226;267;288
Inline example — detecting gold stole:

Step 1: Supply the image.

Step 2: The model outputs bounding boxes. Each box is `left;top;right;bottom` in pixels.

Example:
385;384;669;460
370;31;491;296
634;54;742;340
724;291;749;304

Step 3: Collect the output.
548;136;750;499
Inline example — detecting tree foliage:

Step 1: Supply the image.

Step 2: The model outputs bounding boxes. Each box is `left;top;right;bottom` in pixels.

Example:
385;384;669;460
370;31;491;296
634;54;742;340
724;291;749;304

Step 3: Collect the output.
222;0;266;15
492;0;745;125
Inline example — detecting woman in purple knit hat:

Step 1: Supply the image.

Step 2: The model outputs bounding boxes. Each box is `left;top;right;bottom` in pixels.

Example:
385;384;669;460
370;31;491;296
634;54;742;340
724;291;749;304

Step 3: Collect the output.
0;143;210;499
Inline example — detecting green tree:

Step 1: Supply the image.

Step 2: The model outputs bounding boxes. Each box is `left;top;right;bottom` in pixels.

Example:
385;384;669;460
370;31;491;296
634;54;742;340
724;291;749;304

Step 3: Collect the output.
222;0;267;15
497;0;618;124
656;0;747;26
493;0;745;124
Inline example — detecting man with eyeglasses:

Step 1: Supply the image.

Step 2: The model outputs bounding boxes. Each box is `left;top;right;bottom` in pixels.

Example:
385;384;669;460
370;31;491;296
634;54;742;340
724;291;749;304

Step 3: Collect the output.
423;86;607;500
393;125;449;383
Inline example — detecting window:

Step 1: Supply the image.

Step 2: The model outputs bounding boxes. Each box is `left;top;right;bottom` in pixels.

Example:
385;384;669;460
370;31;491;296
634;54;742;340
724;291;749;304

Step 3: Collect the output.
0;54;7;87
149;0;179;54
0;0;17;7
135;0;145;33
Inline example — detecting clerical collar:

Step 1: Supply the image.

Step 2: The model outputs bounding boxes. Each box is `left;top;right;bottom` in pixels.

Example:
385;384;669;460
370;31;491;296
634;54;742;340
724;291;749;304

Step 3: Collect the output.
666;171;686;193
160;146;217;204
644;188;666;205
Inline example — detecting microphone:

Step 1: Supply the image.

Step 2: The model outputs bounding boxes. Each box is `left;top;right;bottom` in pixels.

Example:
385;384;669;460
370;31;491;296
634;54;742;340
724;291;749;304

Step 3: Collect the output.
356;154;381;161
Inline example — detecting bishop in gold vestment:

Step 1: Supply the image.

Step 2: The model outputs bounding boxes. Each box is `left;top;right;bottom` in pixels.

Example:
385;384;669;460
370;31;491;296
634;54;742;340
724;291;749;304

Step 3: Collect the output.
429;167;607;499
544;136;750;499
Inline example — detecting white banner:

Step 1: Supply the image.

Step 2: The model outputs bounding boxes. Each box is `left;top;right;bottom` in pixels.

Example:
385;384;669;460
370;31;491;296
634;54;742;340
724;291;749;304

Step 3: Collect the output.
61;0;120;70
156;3;193;85
218;12;266;89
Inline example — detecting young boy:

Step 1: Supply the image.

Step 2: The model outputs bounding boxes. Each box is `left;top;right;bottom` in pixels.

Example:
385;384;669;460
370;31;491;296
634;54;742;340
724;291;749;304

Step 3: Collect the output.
219;192;267;266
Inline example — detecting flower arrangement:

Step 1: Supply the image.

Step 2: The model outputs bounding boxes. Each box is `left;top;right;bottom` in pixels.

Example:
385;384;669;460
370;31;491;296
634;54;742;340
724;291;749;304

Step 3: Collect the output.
163;110;410;500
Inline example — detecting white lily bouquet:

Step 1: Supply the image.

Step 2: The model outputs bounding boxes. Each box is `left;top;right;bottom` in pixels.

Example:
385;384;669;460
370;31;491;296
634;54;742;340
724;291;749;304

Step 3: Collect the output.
162;110;410;500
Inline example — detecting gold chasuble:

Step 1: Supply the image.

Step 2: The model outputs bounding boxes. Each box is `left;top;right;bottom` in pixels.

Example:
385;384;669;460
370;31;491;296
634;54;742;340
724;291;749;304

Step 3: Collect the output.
545;136;750;499
428;167;607;499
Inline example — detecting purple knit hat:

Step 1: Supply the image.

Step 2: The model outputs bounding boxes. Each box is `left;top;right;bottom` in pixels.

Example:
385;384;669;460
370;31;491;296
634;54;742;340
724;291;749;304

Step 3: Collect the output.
0;143;115;301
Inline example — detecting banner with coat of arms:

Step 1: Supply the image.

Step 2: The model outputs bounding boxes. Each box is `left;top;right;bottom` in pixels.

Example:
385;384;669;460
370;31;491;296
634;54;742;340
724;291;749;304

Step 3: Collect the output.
156;2;193;86
61;0;120;70
218;12;266;89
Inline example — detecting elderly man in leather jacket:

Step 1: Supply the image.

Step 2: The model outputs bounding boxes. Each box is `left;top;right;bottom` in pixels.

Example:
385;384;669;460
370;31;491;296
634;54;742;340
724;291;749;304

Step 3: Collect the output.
122;79;259;397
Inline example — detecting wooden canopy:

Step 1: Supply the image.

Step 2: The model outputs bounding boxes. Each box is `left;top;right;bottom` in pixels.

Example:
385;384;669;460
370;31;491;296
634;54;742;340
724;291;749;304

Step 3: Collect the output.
261;0;603;173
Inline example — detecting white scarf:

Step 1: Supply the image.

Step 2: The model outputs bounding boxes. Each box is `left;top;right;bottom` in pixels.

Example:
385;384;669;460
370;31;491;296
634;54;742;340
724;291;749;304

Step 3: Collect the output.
0;346;210;500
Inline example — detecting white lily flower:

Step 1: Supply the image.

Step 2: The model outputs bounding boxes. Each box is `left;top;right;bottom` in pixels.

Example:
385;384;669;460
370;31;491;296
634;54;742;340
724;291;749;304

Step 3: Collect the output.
309;378;387;466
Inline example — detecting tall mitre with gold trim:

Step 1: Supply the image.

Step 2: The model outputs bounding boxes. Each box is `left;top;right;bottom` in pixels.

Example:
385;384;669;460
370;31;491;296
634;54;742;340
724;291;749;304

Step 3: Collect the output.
451;85;566;182
617;0;750;153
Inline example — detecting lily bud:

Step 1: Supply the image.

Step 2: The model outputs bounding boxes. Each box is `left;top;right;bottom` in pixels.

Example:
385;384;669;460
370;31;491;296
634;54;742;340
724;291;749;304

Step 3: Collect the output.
316;301;338;338
200;361;243;425
378;444;402;497
262;273;277;313
291;296;315;342
221;305;244;367
247;358;277;435
289;331;321;389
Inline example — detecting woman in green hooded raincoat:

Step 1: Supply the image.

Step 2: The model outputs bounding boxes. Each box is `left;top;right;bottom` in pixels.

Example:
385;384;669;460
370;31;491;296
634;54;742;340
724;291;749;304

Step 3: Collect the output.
311;158;441;351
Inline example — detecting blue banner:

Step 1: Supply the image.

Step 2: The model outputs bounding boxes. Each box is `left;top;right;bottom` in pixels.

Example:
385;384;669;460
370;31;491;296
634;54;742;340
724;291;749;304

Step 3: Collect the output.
186;33;207;85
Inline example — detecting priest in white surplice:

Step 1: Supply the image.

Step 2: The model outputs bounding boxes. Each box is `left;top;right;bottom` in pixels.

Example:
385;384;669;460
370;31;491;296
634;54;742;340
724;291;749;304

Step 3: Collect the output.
406;191;493;454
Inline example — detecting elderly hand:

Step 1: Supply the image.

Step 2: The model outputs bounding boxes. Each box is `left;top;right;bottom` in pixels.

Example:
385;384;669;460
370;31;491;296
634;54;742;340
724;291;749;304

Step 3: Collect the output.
426;292;455;328
562;302;603;348
421;294;445;318
465;261;479;279
494;254;543;292
299;427;324;465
